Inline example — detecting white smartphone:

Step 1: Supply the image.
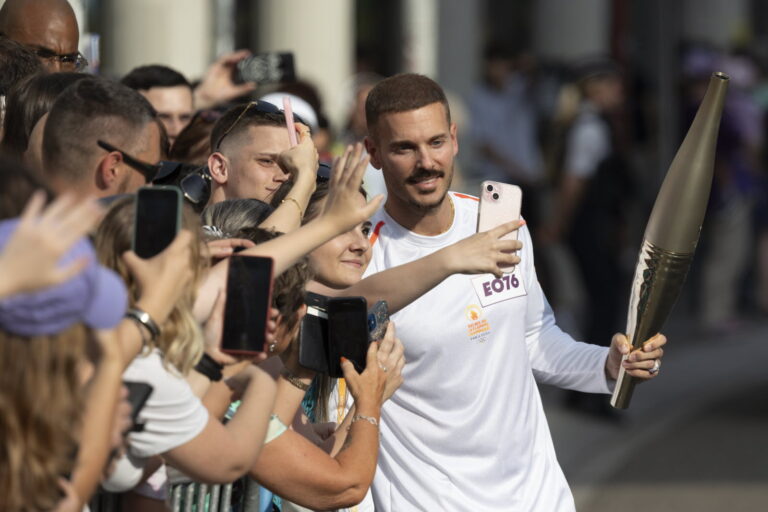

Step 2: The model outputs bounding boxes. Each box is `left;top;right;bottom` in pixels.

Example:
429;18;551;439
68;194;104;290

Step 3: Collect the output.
477;181;523;272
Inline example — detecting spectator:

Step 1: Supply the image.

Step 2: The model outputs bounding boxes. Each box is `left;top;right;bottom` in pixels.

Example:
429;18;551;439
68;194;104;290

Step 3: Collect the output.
122;65;194;146
0;0;85;72
42;77;160;198
1;71;86;159
0;35;41;136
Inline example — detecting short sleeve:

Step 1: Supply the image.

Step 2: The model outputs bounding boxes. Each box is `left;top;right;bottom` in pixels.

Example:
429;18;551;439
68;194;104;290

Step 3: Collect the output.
564;115;610;179
124;351;209;458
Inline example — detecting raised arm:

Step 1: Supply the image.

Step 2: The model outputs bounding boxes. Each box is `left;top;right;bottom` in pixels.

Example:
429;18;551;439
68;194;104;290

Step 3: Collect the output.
339;219;525;313
259;124;318;233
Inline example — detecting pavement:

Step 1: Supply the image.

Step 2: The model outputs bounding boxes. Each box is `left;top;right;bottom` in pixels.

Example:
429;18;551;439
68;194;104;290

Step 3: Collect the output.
541;315;768;512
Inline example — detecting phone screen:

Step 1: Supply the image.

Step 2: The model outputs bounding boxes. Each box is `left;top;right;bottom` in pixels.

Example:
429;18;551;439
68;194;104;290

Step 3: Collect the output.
221;255;274;355
234;52;296;84
133;186;181;259
298;292;330;373
327;297;369;378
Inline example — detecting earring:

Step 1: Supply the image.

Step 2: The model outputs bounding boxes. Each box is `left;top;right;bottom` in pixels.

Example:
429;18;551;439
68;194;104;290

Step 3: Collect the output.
268;342;277;353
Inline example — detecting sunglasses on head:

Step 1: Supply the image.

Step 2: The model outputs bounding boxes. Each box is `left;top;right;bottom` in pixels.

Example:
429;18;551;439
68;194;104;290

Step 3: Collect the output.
213;100;308;151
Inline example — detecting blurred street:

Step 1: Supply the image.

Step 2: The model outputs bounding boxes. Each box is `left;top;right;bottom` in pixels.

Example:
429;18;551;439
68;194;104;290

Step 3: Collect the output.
542;315;768;511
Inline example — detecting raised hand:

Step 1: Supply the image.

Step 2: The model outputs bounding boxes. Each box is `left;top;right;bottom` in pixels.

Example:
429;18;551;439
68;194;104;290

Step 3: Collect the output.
321;143;383;233
194;49;258;110
0;191;103;298
277;123;319;180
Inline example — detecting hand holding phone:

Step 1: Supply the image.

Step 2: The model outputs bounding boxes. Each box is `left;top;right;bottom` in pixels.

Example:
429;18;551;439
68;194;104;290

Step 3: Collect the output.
220;255;274;356
477;181;523;272
133;186;182;259
327;297;369;378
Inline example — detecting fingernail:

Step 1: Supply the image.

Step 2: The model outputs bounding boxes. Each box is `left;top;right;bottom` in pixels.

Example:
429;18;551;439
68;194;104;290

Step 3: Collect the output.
519;219;527;226
340;357;348;363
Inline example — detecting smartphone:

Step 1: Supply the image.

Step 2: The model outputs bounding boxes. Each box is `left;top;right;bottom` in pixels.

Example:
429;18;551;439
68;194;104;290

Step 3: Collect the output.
327;297;369;378
221;255;274;356
123;381;153;432
133;186;182;259
477;181;523;272
367;300;389;342
298;292;330;373
233;52;296;84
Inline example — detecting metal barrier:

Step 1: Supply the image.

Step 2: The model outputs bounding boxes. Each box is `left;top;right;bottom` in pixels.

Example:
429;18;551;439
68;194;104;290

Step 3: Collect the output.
90;477;270;512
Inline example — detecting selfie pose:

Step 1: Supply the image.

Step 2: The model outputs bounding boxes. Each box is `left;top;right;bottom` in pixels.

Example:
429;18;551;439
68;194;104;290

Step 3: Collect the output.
358;73;667;511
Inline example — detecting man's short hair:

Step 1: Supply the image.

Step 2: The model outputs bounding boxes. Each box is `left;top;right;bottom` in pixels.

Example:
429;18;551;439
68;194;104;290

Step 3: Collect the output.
42;77;156;182
121;64;191;91
0;35;41;96
365;73;451;132
209;102;286;154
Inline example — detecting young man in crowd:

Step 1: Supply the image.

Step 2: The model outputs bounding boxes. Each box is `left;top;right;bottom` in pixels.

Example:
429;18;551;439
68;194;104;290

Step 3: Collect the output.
0;0;84;72
41;77;161;198
122;65;194;146
362;73;667;511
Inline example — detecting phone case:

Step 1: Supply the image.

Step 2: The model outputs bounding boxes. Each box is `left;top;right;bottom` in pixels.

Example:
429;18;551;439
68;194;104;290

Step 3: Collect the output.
367;300;389;342
123;381;153;431
221;255;275;356
234;52;296;84
327;297;369;378
477;181;523;272
132;186;182;259
298;292;330;373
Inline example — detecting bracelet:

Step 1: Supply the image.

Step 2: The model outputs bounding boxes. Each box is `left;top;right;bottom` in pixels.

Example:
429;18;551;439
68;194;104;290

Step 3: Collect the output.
195;353;224;382
125;314;149;349
125;307;160;342
281;196;304;216
280;368;310;392
351;414;379;429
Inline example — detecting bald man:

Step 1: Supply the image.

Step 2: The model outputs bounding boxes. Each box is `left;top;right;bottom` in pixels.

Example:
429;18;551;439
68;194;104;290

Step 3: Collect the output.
0;0;83;72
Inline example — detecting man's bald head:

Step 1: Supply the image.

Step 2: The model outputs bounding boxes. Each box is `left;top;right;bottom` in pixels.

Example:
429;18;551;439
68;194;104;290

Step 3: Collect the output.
0;0;79;72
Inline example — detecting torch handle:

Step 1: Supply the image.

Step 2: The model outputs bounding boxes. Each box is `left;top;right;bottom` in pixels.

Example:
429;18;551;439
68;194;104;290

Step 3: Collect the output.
610;240;693;409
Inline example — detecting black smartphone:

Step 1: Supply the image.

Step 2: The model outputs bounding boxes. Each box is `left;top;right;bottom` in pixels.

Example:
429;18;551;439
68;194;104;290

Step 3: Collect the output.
327;297;369;378
298;292;330;373
367;300;389;342
221;255;274;356
133;186;182;259
233;52;296;84
123;381;153;432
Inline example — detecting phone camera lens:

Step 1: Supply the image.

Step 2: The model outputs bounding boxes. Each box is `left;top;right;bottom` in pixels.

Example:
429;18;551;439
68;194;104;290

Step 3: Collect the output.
486;184;493;192
492;193;499;200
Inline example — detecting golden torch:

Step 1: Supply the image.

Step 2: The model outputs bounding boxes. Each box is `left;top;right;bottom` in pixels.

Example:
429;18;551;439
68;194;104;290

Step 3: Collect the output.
611;72;729;409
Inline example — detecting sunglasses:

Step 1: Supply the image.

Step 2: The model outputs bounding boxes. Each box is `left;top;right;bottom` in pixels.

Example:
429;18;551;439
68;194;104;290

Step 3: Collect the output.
213;100;308;151
97;140;211;206
156;161;213;206
97;140;160;183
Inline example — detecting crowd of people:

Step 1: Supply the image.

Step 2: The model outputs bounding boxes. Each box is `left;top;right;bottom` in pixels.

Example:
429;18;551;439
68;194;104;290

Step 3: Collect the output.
0;1;672;511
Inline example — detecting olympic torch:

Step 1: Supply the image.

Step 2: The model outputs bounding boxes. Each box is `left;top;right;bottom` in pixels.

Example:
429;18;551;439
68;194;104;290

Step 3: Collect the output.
611;72;729;409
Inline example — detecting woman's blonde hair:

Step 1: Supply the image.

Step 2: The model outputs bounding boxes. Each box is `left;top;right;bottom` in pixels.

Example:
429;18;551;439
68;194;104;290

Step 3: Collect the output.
0;324;87;512
95;196;206;375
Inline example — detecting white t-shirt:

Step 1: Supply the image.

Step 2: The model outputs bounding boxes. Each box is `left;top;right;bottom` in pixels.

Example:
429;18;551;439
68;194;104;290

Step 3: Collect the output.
364;192;612;511
564;102;611;180
102;349;209;493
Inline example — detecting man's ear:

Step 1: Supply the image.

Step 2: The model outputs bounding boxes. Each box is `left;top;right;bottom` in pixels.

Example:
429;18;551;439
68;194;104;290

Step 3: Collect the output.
450;122;459;157
208;152;229;185
95;152;121;191
364;135;381;170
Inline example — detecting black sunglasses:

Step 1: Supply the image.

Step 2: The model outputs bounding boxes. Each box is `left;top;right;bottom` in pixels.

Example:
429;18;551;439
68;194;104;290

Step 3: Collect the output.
213;100;308;151
97;140;160;183
153;161;213;206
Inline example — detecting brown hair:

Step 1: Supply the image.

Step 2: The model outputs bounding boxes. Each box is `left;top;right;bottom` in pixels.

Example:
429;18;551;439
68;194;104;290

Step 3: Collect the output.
0;324;87;512
94;197;206;375
210;103;287;155
365;73;451;134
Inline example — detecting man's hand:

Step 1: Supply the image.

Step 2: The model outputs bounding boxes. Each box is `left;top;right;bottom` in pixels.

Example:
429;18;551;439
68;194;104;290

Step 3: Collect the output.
194;49;257;110
277;123;319;180
605;333;667;381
